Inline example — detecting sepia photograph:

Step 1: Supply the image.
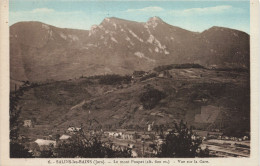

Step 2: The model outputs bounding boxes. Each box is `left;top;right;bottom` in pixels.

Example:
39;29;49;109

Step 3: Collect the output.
2;0;259;163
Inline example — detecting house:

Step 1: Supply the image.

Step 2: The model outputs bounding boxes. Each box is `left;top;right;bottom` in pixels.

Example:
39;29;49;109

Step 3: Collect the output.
35;139;56;147
148;124;152;132
67;127;81;133
194;98;208;103
117;132;123;137
243;136;249;140
223;136;230;140
157;139;165;145
131;150;138;157
129;144;135;148
108;132;115;137
121;132;137;140
191;135;197;140
141;134;150;141
114;133;120;137
165;129;173;135
107;131;120;138
121;133;130;139
59;134;71;140
121;134;127;139
207;131;223;139
158;70;172;78
23;120;32;127
116;129;126;132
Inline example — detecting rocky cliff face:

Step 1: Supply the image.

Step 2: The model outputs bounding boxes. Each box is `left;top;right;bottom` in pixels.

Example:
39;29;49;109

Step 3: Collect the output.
10;17;249;83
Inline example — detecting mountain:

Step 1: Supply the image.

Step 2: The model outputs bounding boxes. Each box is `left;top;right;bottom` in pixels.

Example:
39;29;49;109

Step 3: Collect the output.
11;17;250;139
10;17;250;86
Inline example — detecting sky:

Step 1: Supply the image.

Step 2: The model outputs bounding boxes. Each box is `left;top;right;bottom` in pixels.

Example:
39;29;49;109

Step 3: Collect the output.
9;0;250;33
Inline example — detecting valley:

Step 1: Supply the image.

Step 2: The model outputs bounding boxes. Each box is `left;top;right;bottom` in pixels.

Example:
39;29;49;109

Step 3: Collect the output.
9;17;250;158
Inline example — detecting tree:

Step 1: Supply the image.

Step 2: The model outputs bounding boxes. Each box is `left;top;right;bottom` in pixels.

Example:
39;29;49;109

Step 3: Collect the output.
156;121;208;157
98;74;131;85
39;146;55;158
139;87;166;110
10;142;33;158
10;83;34;158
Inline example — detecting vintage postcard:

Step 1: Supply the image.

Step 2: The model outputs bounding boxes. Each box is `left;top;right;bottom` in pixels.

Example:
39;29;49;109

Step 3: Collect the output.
0;0;259;165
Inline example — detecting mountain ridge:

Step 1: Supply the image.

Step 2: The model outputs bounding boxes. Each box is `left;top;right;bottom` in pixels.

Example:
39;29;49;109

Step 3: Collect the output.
10;16;250;89
11;16;249;34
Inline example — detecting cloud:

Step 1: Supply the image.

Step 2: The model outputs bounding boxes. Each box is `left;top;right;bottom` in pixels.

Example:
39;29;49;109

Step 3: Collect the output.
183;5;232;14
126;6;164;12
31;8;55;13
10;8;92;29
10;8;84;17
169;5;243;16
12;8;82;15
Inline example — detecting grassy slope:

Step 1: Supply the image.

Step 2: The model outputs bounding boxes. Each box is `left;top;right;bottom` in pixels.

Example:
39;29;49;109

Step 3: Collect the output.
17;68;250;139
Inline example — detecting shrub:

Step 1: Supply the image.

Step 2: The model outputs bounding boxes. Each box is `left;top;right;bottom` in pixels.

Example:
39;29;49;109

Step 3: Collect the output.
154;63;204;72
99;74;132;85
140;73;157;81
10;142;33;158
139;87;166;109
156;121;209;158
133;71;146;77
10;83;35;158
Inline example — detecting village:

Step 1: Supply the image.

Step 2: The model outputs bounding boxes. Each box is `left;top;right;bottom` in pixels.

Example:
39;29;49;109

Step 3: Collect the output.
21;119;250;158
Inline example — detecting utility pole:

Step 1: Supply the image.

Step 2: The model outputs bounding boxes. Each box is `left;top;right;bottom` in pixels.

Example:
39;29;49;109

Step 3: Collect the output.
141;138;144;157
